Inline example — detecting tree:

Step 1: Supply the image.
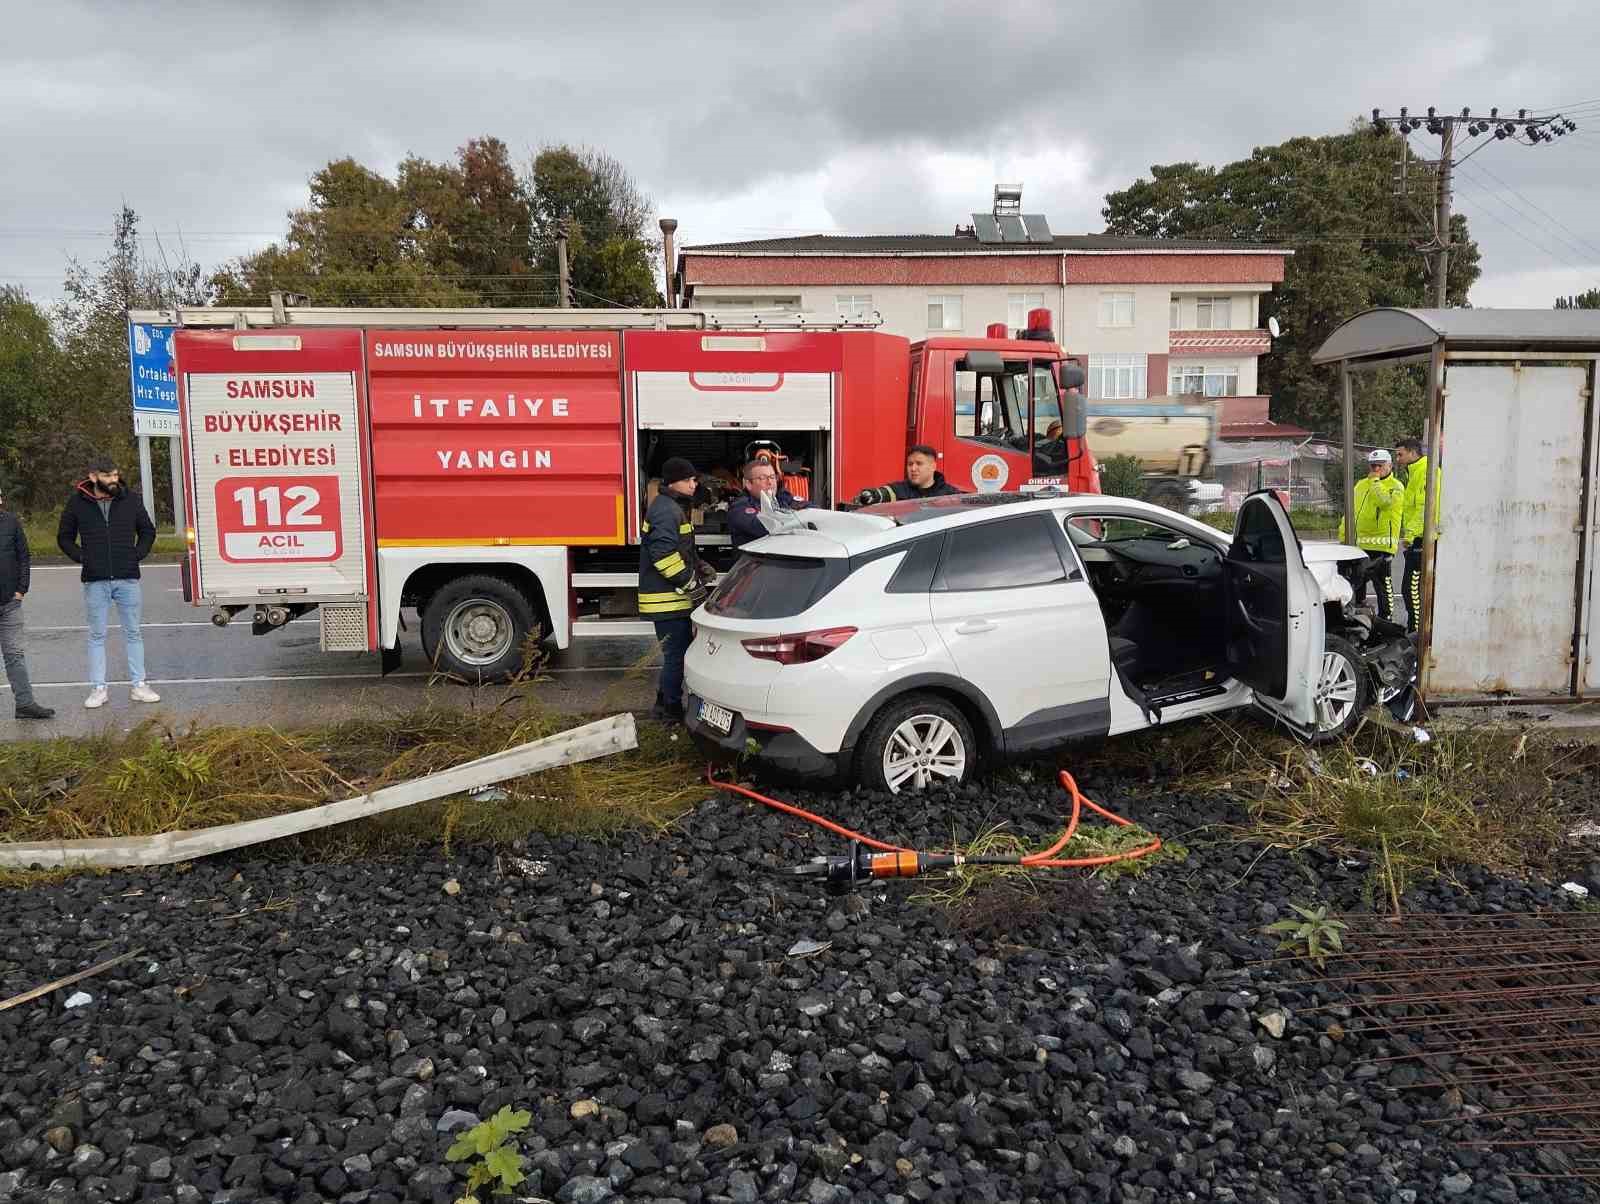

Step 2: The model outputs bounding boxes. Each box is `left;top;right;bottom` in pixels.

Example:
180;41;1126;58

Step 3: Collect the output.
1555;289;1600;309
32;206;211;516
213;139;552;308
1102;126;1481;443
0;287;60;506
529;146;661;307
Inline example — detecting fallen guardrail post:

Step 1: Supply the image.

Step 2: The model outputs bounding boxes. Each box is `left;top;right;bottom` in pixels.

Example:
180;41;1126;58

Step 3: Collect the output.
0;713;636;871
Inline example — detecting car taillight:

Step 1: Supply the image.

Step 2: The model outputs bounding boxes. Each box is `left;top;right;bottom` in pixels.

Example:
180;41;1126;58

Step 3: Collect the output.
741;626;857;665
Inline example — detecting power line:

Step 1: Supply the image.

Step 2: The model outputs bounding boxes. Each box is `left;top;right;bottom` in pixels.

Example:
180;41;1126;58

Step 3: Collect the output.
1370;104;1583;305
1453;159;1600;264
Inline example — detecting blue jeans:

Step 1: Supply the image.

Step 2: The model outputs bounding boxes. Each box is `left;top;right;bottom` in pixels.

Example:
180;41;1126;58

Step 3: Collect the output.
653;617;693;711
84;579;147;688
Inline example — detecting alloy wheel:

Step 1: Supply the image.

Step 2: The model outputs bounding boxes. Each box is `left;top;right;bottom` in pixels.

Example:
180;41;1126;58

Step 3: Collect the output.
882;714;968;793
1314;650;1361;733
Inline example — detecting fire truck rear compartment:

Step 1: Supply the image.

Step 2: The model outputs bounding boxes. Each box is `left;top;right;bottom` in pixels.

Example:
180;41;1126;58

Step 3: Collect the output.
637;428;833;537
568;429;830;623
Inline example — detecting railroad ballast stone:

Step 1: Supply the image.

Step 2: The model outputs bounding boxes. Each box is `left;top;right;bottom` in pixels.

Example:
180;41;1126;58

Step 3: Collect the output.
0;765;1591;1203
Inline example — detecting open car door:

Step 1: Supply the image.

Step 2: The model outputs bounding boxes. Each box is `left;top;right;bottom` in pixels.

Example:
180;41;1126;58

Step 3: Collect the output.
1223;492;1323;733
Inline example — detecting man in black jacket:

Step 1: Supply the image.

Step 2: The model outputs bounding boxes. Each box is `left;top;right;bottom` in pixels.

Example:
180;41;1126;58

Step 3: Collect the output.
57;458;160;710
854;445;964;505
0;481;54;720
728;458;812;548
638;457;713;721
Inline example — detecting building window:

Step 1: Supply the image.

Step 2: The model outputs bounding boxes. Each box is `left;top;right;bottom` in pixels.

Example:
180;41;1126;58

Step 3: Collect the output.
836;294;873;320
1007;292;1047;333
1088;354;1147;400
928;294;964;331
1170;295;1181;329
1098;292;1135;328
1195;295;1234;329
1170;362;1241;397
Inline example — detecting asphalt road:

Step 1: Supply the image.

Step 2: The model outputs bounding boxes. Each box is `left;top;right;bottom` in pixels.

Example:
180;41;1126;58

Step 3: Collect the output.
1;563;660;739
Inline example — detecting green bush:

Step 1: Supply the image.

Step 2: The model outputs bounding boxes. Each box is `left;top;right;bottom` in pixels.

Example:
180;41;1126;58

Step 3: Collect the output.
1098;454;1146;499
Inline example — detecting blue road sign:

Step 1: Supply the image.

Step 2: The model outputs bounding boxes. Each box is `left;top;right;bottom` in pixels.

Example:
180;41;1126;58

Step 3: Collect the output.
129;322;177;413
129;322;179;437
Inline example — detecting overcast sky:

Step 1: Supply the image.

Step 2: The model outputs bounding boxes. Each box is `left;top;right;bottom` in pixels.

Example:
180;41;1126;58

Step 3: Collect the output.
5;0;1598;310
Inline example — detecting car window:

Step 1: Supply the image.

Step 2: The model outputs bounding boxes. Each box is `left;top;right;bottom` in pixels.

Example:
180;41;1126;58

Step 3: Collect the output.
1066;515;1182;544
706;554;847;618
1233;500;1286;563
936;515;1066;591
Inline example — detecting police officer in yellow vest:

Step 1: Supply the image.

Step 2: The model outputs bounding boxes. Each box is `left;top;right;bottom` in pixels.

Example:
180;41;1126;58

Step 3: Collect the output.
1394;436;1442;634
640;457;712;722
1338;448;1405;620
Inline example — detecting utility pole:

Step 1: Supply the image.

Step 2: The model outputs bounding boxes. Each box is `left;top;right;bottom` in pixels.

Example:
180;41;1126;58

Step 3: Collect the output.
1369;106;1578;308
556;220;572;309
1432;121;1454;308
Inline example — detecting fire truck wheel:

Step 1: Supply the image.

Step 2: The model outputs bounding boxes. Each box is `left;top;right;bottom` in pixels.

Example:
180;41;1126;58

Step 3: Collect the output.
421;575;539;683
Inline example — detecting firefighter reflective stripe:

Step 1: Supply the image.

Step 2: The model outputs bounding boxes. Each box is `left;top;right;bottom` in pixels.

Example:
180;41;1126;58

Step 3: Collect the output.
638;590;692;614
678;522;692;534
654;552;687;578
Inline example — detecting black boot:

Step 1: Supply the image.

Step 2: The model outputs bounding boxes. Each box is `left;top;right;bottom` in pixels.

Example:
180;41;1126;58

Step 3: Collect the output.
15;702;55;720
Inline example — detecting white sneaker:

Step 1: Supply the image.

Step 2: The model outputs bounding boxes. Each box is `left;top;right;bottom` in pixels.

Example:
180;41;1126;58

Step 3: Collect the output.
130;683;161;704
84;687;109;709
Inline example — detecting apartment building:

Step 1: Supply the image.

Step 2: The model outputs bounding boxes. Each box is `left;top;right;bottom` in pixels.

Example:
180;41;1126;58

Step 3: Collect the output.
676;203;1288;410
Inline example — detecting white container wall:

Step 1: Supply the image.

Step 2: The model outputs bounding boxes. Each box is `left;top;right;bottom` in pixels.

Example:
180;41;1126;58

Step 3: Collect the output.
1431;362;1591;696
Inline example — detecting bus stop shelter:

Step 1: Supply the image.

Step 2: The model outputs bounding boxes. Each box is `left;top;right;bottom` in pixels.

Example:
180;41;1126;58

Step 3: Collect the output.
1313;308;1600;702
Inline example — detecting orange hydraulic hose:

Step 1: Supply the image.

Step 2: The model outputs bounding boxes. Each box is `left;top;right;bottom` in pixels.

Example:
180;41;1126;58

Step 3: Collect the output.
707;767;1161;874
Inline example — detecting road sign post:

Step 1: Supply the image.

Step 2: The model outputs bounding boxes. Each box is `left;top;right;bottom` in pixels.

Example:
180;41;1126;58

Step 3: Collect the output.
128;320;181;523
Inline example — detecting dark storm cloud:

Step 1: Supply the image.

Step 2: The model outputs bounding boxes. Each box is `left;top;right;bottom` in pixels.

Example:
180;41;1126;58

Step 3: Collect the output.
2;0;1596;304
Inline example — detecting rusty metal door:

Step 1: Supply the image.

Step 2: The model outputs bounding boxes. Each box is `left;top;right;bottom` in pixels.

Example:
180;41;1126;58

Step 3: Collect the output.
1431;362;1589;696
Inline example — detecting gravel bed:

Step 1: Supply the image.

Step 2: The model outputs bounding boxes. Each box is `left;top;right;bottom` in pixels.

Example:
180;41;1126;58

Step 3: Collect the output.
0;765;1591;1204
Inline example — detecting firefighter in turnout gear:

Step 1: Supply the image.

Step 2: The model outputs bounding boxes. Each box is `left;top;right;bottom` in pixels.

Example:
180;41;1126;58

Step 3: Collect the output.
1394;436;1442;634
640;457;711;721
1337;448;1404;620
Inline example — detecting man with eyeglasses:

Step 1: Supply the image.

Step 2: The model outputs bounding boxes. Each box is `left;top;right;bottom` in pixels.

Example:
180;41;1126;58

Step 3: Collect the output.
728;458;811;549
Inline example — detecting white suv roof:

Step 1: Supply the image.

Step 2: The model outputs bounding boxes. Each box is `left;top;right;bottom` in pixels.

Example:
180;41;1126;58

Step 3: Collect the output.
744;491;1223;558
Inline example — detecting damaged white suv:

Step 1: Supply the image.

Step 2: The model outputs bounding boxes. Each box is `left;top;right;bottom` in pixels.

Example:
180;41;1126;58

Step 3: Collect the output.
685;491;1417;793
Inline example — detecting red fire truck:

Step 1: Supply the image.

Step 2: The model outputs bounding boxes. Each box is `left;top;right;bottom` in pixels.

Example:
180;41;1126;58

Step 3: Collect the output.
142;305;1097;680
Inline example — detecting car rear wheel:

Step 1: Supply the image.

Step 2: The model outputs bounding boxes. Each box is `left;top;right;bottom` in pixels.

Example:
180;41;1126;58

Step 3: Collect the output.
857;693;976;794
1308;635;1369;743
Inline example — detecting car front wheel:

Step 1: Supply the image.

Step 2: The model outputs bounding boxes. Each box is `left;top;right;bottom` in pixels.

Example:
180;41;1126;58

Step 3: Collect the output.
1308;635;1370;743
857;693;976;794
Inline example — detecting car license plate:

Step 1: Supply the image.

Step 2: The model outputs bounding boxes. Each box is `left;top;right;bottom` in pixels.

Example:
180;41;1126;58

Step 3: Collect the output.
699;700;734;734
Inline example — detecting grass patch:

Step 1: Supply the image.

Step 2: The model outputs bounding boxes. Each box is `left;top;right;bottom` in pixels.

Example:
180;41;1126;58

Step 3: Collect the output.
1238;725;1599;901
913;815;1187;909
0;698;706;879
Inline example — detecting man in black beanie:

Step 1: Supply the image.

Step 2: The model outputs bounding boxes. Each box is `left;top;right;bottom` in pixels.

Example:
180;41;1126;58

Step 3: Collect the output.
638;457;712;721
